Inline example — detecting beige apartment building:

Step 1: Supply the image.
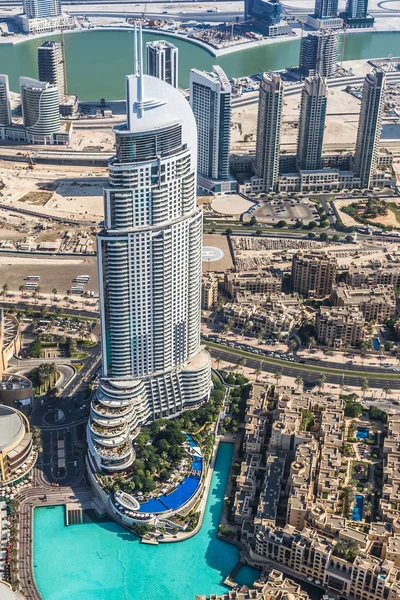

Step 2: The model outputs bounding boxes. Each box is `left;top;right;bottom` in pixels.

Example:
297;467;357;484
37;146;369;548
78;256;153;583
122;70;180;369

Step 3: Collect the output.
331;283;396;322
250;524;400;600
316;306;365;347
198;569;312;600
201;273;219;310
224;269;282;301
347;263;400;288
291;251;337;298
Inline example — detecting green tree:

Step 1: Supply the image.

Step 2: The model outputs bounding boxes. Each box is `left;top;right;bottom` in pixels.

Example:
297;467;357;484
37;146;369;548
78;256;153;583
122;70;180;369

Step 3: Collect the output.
28;339;42;358
317;373;326;393
295;375;303;390
319;232;329;242
361;378;369;400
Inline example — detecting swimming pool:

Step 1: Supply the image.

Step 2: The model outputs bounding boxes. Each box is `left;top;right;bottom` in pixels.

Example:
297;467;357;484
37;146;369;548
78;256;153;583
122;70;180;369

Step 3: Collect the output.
138;434;203;513
373;339;380;351
356;427;369;440
352;495;364;521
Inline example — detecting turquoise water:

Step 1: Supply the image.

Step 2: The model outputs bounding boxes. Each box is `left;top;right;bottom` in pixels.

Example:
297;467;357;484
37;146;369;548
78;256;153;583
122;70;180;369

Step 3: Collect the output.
0;30;400;99
352;494;364;521
33;443;257;600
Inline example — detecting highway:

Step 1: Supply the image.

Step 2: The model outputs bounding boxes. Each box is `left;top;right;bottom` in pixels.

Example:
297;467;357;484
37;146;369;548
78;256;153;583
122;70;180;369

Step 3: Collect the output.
207;345;400;391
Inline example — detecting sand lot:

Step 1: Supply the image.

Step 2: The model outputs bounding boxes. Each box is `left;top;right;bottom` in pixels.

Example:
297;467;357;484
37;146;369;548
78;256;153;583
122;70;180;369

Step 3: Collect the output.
0;161;107;222
50;181;105;218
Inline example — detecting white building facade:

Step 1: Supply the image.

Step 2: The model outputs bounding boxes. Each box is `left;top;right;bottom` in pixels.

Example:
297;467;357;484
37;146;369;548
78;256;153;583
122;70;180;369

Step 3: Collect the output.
88;47;211;475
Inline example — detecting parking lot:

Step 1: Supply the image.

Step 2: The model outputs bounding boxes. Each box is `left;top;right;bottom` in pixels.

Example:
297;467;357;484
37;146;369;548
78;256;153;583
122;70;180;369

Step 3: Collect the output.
246;198;319;225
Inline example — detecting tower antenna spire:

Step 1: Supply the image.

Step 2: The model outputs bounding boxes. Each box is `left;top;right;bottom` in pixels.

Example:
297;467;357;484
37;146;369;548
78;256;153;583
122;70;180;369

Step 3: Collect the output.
133;22;139;75
138;23;144;117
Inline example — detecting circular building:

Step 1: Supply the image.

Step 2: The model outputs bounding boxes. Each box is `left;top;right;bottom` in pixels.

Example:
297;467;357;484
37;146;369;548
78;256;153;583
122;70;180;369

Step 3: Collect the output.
0;375;33;409
0;581;26;600
0;405;36;484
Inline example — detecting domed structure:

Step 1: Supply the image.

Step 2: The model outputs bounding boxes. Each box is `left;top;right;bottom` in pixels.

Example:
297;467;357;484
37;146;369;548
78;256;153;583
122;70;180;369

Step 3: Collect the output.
0;580;26;600
0;405;36;483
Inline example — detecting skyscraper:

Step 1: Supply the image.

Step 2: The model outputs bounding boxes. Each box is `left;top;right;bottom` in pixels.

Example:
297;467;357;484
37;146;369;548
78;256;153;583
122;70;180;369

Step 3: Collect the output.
314;0;338;18
22;0;61;19
297;75;327;171
190;66;234;194
340;0;374;27
38;41;65;103
146;40;178;88
244;0;290;36
20;77;60;144
0;75;11;127
354;69;385;188
255;72;283;192
299;31;338;77
87;28;211;476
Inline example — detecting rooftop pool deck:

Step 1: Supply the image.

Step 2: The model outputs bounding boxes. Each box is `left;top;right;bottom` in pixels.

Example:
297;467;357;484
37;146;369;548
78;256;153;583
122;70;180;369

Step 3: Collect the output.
138;434;203;513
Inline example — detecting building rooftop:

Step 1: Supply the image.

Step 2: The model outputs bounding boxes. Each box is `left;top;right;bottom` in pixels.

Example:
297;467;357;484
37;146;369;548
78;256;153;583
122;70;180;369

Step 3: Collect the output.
0;405;24;452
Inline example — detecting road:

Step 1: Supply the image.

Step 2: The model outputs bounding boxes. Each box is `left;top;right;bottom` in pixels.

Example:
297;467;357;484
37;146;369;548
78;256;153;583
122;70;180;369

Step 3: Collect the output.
207;345;400;391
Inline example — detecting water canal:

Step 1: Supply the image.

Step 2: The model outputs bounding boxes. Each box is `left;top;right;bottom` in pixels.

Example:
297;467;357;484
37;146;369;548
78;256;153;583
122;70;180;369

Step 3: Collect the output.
0;29;400;99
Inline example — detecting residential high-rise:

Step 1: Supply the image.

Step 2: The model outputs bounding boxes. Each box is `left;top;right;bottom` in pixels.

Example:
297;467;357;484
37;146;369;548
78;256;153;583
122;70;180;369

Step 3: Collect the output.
0;75;11;127
340;0;374;27
244;0;291;36
20;77;60;144
87;28;211;476
314;0;338;18
22;0;61;19
299;31;338;77
38;41;65;103
255;72;283;192
291;250;337;298
146;40;178;88
190;66;235;194
354;69;385;188
297;75;327;171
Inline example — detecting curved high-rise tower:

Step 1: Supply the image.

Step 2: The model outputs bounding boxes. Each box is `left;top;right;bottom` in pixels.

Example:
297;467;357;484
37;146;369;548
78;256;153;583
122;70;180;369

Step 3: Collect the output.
88;31;211;476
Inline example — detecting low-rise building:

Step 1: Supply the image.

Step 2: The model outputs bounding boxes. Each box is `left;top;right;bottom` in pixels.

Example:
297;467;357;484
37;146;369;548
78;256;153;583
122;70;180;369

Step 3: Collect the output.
347;263;400;288
197;569;312;600
223;295;302;340
331;283;397;322
201;273;219;310
224;270;282;301
316;306;365;347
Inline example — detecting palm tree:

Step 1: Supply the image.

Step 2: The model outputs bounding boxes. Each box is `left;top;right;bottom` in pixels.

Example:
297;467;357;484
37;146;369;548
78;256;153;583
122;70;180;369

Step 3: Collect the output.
383;385;392;400
317;373;326;393
308;336;316;354
255;367;261;382
274;369;283;386
289;338;297;353
361;378;369;400
18;285;24;299
363;501;373;518
378;345;385;362
52;288;58;301
215;356;221;371
295;375;303;390
360;341;368;365
238;357;246;374
1;283;9;299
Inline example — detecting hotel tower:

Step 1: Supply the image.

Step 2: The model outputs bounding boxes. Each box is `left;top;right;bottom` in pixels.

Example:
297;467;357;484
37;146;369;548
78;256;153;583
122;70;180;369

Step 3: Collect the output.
87;27;211;476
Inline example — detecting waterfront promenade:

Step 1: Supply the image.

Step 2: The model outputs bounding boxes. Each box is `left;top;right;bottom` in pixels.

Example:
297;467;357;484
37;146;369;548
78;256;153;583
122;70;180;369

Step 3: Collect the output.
18;466;93;600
